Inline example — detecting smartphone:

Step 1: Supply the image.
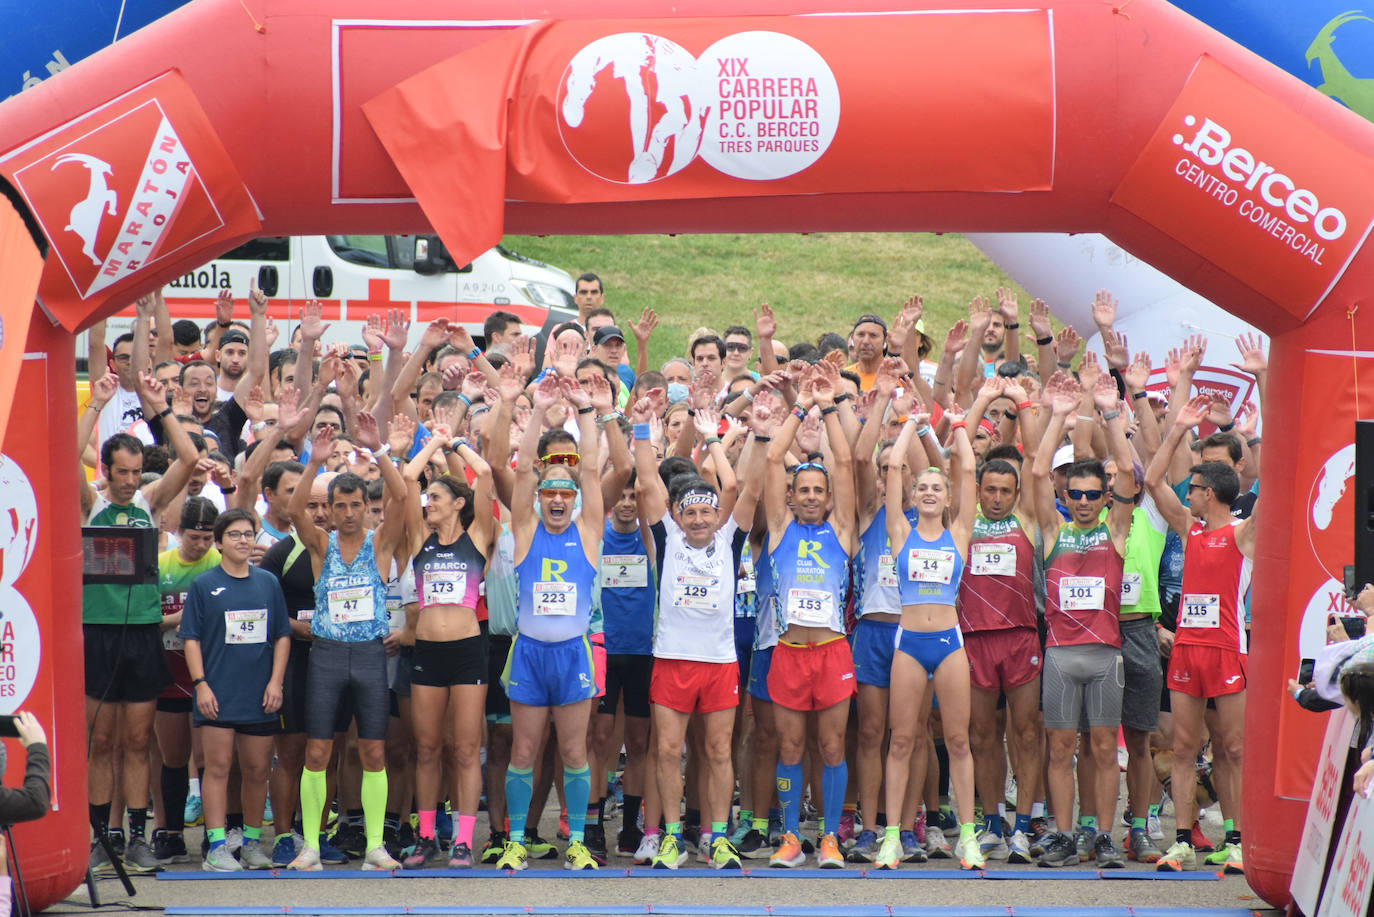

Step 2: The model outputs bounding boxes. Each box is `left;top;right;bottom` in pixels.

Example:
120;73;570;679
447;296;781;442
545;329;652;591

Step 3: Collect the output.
0;714;18;738
1344;565;1359;603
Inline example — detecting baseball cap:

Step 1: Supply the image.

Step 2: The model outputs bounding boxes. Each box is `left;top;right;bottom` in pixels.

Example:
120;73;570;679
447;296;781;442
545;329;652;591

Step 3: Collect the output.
1052;445;1075;470
593;325;625;346
219;329;249;348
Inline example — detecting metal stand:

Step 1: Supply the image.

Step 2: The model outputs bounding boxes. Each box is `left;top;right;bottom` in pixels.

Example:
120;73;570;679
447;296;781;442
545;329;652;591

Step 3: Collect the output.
3;825;29;917
81;831;136;908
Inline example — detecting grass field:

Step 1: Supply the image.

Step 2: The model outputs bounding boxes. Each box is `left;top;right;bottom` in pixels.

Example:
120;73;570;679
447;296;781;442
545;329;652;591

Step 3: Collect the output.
501;232;1031;369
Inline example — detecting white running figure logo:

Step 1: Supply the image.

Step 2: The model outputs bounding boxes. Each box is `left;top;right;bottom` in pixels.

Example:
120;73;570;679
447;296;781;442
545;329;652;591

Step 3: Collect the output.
561;34;707;184
52;153;118;266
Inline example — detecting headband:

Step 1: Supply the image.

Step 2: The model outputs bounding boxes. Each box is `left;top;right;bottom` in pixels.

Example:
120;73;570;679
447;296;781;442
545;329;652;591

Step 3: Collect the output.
538;478;579;493
678;491;719;509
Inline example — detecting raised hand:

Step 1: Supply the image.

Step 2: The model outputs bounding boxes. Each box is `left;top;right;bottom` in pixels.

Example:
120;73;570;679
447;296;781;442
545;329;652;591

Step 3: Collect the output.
420;318;450;351
1231;332;1268;377
1180;334;1207;374
361;314;384;353
532;373;562;411
890;294;923;352
382;309;410;350
586;372;614;413
749;389;780;435
1206;394;1232;428
629;307;659;343
1165;347;1182;390
967;295;992;334
447;323;477;355
310;424;336;459
995;287;1019;325
509;336;535;381
755;302;778;340
248;279;268;315
1102;329;1129;371
693;407;721;438
1090;289;1117;331
243;384;266;424
277;387;308;430
1027;297;1052;341
1043;370;1081;416
389;412;417;455
1176;394;1212;429
1077;351;1102;393
300;299;330;339
630;396;655;424
1002;379;1029;407
497;362;526;403
559;375;591;410
461;371;486;401
1092;369;1119;413
977;375;1006;403
138;371;169;412
944;319;969;357
89;372;119;410
441;362;465;391
135;292;157;319
553;334;581;378
264;320;280;348
796;411;822;455
1124;351;1152;391
812;370;836;407
1054;325;1082;366
214;287;234;326
1236;401;1259;437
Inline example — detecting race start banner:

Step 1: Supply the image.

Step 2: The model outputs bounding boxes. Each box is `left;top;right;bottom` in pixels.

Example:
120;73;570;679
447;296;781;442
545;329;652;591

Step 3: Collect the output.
365;10;1055;264
0;70;259;330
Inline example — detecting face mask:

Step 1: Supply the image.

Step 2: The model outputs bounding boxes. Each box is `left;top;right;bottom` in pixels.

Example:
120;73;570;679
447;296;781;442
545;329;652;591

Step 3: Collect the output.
667;383;689;404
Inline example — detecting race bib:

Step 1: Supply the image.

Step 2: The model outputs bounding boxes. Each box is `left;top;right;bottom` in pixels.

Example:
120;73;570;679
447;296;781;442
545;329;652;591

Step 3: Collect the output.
534;582;577;616
786;588;834;626
601;555;648;589
1120;572;1142;606
671;575;720;611
422;569;468;607
297;608;314;623
225;609;268;645
1058;576;1106;611
878;554;898;588
328;586;374;624
1179;593;1220;628
908;548;956;584
738;558;757;594
162;628;184;651
970;543;1016;577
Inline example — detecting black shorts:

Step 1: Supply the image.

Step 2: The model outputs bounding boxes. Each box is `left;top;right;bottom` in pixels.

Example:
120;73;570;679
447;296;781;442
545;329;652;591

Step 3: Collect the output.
197;719;278;737
279;643;312;735
599;654;653;718
411;634;487;687
304;637;389;742
486;634;513;722
84;623;172;704
157;696;194;714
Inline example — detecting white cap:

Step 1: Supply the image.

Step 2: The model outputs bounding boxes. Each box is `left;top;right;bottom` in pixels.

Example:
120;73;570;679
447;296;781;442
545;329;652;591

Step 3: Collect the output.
1052;445;1075;470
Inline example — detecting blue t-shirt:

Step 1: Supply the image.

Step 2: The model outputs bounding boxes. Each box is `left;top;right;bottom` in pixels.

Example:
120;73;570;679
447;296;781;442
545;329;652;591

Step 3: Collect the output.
600;524;655;655
180;566;291;725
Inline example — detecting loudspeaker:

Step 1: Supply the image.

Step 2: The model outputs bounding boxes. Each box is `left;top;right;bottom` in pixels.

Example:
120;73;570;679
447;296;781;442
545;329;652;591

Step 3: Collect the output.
1354;420;1374;595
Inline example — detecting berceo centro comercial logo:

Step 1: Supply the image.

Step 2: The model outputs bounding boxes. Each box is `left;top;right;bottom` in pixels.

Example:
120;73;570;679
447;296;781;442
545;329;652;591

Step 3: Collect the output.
557;30;840;184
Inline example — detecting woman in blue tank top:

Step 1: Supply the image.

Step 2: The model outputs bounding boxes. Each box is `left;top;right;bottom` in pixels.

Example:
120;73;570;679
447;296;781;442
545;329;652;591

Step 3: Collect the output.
880;395;983;871
498;372;610;872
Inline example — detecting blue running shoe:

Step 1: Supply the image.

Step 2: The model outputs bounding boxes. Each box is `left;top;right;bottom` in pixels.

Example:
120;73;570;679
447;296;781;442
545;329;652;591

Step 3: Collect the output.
184;795;203;827
436;808;454;850
319;836;349;865
272;833;301;867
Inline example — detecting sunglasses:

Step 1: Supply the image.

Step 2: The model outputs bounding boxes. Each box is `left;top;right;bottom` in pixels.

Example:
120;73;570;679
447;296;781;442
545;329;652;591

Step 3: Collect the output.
1066;489;1104;501
541;452;580;467
792;461;830;479
725;342;751;353
1187;483;1211;492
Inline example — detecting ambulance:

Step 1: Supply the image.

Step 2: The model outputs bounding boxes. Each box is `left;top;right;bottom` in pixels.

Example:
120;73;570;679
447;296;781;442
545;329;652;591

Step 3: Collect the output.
83;233;579;364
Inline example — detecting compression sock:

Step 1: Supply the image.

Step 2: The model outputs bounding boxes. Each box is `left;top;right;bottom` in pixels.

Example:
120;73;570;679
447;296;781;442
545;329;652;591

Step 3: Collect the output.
666;821;682;839
90;802;111;837
564;765;591;844
589;797;602;830
776;762;803;835
243;825;261;842
959;822;977;845
127;807;148;839
1014;813;1031;835
821;761;846;840
457;814;476;849
625;795;643;825
710;821;727;847
983;812;1002;837
885;824;900;842
418;809;436;840
299;768;326;850
505;766;533;840
360;770;388;852
1223;818;1234;834
384;811;400;832
207;827;226;851
161;766;189;831
226;812;244;832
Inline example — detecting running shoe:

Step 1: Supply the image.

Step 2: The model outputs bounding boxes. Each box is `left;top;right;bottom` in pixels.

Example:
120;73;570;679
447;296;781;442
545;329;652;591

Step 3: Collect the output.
1127;829;1162;864
1005;773;1019;811
271;833;301;867
1219;842;1243;875
263;798;274;826
900;830;927;863
633;832;661;866
124;837;162;874
874;833;902;870
769;831;806;868
682;822;702;850
912;812;928;847
240;839;273;870
287;846;323;871
1203;841;1239;868
523;832;559;860
436;808;454;850
1147;813;1165;841
1028;817;1052;857
818;833;844;869
925;827;953;859
736;828;769;859
767;814;784;847
955;833;987;870
153;829;191;864
481;832;508;864
847;829;880;863
448;842;474;869
978;829;1010;860
1094;833;1125;868
184;795;204;827
1007;830;1032;864
1037;832;1079;868
496;840;528;871
403;836;440;869
225;827;244;857
318;836;349;865
1190;821;1214;852
108;829;125;859
383;826;403;862
330;823;365;859
557;808;570;841
710;836;742;870
362;845;401;871
1120;803;1134;829
618;824;644;856
204;845;243;872
584;823;608;859
838;811;858;846
1074;825;1096;862
89;840;114;877
1157;841;1196;872
652;834;688;870
935;808;961;836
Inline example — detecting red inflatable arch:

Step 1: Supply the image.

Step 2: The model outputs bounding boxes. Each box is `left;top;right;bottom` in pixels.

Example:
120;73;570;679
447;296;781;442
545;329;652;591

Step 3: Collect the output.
0;0;1370;908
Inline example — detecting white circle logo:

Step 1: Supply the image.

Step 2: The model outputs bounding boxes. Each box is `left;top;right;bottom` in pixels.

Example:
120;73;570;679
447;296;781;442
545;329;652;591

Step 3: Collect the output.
0;455;38;588
557;31;839;185
0;587;39;710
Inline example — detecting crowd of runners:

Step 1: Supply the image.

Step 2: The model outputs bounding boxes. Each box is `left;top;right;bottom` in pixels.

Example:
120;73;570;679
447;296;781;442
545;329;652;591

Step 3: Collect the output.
79;275;1267;877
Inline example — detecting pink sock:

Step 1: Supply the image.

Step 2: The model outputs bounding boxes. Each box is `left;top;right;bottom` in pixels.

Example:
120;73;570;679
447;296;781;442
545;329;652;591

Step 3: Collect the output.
418;809;436;839
457;814;476;848
643;825;660;838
